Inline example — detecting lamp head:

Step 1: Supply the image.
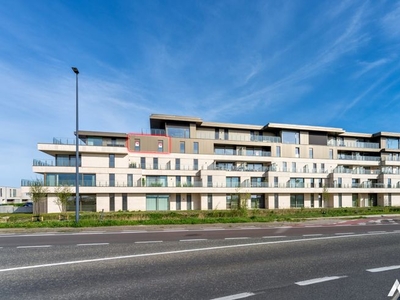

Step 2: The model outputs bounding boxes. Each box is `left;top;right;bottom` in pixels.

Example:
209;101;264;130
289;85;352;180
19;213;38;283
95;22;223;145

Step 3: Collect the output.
71;67;79;74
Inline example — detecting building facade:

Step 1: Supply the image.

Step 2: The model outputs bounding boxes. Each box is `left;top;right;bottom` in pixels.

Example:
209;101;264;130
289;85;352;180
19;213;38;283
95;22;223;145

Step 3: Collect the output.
22;114;400;213
0;186;31;205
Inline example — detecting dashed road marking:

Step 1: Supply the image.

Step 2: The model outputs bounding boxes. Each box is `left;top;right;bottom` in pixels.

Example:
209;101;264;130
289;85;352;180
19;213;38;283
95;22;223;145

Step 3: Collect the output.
367;265;400;273
303;234;323;237
180;239;208;242
76;243;109;246
225;237;250;240
17;245;52;249
295;275;348;286
262;235;287;239
210;292;256;300
135;241;163;244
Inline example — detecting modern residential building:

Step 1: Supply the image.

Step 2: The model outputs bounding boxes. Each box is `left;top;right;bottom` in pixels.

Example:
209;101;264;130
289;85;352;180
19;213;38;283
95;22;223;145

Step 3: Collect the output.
22;114;400;213
0;186;31;205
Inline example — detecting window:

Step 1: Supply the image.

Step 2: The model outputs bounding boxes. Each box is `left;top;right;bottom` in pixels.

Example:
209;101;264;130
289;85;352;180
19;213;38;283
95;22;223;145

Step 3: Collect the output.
276;146;281;157
187;194;192;210
193;142;199;154
388;193;392;206
109;174;115;187
289;178;304;188
208;194;213;210
226;177;240;187
176;194;181;210
352;194;358;207
387;138;399;149
0;188;2;197
283;162;287;172
146;195;169;211
109;193;115;211
134;139;140;151
127;174;133;187
153;158;158;170
292;162;297;172
329;149;333;159
274;177;278;188
180;141;185;153
295;147;300;158
56;155;81;167
167;125;190;138
338;193;342;208
175;158;180;170
313;163;317;172
274;194;279;208
109;154;115;168
310;178;314;188
140;157;146;169
291;194;304;208
282;131;300;144
224;129;229;140
338;178;342;188
226;194;239;209
251;177;264;187
251;195;264;208
321;163;325;173
176;176;181;187
193;159;198;170
309;148;313;159
122;194;127;211
207;176;213;187
388;178;392;188
158;140;163;152
310;194;314;208
147;176;167;187
186;176;192;187
318;194;322;207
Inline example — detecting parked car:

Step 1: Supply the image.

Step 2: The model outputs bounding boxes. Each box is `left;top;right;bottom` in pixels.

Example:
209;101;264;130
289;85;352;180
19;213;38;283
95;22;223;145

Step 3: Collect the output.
23;202;33;207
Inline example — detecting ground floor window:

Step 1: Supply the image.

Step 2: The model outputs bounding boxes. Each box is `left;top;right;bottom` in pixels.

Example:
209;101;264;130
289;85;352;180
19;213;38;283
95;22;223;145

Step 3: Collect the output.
226;194;239;209
251;194;265;208
176;194;181;210
67;194;96;212
187;194;192;210
122;194;127;211
208;194;213;210
146;194;169;211
290;194;304;208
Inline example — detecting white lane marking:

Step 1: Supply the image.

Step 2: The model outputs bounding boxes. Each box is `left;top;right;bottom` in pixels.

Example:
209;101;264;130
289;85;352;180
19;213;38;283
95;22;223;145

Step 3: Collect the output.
135;241;163;244
262;236;287;239
225;237;250;240
368;231;387;234
1;231;398;273
367;265;400;273
358;223;367;225
17;245;52;249
210;292;255;300
334;232;354;235
76;243;109;246
394;230;400;233
303;234;323;237
180;239;208;242
295;276;348;286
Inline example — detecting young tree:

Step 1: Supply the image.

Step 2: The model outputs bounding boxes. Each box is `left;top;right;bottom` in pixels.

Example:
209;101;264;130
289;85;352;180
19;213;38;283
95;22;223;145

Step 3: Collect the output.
322;185;329;208
29;179;48;217
54;185;72;214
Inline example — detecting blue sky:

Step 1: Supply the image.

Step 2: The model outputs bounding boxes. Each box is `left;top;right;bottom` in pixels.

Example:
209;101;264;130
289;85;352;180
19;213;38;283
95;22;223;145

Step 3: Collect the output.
1;0;400;187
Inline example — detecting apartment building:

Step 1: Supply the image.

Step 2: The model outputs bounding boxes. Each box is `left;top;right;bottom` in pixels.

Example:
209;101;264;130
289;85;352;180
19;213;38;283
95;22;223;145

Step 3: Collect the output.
22;114;400;213
0;186;31;205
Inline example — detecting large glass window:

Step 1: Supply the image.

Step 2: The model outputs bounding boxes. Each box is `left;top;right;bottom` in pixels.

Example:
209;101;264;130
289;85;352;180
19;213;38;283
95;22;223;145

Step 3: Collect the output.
140;157;146;169
226;194;239;209
67;194;96;212
207;176;213;187
226;177;240;188
276;146;281;157
290;194;304;208
127;174;133;187
56;155;81;167
122;194;127;211
274;194;279;208
194;159;198;170
282;131;300;144
194;142;199;154
251;177;264;187
289;178;304;188
46;173;95;186
146;195;169;211
251;194;264;208
153;158;158;170
175;158;180;170
167;125;190;138
176;176;181;187
87;137;102;146
387;138;399;149
147;176;167;187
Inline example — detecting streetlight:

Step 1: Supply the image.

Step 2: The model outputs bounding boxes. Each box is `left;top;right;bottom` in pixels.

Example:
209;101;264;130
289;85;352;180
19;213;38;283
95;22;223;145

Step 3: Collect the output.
71;67;80;223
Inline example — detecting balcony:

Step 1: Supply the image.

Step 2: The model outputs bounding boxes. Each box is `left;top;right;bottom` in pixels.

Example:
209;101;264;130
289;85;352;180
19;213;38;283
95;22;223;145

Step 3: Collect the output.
33;159;80;167
52;138;125;147
337;154;380;161
328;140;380;149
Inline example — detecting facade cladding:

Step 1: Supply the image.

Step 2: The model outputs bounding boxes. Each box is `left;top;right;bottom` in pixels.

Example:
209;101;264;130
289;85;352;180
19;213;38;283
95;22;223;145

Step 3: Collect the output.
24;114;400;213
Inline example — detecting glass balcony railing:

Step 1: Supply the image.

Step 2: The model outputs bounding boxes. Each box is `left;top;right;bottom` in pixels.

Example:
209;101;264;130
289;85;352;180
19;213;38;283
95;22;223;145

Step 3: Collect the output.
337;154;380;161
328;141;380;149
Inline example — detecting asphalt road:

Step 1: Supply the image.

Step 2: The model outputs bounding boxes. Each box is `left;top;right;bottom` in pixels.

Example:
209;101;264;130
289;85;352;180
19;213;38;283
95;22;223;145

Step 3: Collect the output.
1;219;400;299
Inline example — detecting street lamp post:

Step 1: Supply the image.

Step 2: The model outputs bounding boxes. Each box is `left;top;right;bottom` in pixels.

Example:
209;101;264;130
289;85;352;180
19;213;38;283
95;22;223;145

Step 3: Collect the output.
71;67;80;223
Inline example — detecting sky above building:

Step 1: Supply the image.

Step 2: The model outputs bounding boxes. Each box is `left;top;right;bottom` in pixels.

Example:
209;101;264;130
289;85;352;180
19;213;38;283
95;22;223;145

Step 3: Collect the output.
1;0;400;186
